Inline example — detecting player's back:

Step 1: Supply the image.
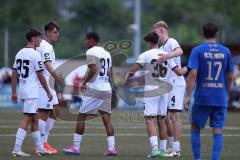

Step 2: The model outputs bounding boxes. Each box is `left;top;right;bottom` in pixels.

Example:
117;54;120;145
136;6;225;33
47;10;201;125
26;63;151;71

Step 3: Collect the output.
189;42;233;107
137;49;177;92
86;46;112;91
13;48;43;99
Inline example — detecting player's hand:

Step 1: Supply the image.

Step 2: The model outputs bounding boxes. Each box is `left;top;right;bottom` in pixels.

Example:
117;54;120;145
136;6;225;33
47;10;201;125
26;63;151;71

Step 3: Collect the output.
47;93;53;102
157;54;169;64
58;77;65;87
81;82;88;93
184;96;190;111
11;93;18;103
182;66;188;75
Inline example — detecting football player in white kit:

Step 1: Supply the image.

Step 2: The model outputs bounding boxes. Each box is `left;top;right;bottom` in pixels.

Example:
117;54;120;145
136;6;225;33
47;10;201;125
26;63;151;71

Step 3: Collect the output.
11;29;53;156
125;32;187;158
63;32;117;156
153;21;186;156
36;21;64;154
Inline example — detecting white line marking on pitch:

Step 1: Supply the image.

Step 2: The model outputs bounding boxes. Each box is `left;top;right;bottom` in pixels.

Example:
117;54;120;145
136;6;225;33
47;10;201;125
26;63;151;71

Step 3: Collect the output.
0;133;240;137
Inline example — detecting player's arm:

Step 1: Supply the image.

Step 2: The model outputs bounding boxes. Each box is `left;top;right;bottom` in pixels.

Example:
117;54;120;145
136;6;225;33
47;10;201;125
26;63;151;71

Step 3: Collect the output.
125;63;142;85
158;48;183;63
37;71;53;101
184;69;197;111
44;61;65;86
227;72;233;94
172;66;188;76
168;47;183;58
81;64;97;92
108;67;113;81
11;69;18;103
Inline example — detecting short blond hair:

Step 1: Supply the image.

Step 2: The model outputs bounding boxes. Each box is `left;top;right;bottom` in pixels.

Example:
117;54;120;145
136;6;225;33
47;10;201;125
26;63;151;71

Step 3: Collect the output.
153;21;168;29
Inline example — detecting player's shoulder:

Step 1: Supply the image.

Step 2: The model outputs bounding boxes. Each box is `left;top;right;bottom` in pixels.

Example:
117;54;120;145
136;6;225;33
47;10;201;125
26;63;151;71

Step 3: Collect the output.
38;39;53;50
217;43;231;53
167;38;178;44
86;46;109;57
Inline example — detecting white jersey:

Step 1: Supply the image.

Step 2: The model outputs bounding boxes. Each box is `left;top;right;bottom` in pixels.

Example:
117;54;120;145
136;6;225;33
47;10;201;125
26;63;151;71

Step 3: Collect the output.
136;48;178;91
86;46;112;91
13;48;44;99
36;39;56;88
160;38;186;87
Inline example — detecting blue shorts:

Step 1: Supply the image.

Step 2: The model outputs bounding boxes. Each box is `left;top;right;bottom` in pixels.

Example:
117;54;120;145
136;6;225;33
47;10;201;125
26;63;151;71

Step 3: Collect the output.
190;105;227;129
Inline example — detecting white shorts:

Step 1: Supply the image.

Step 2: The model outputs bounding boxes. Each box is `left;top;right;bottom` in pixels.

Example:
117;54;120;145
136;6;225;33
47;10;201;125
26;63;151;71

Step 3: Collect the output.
168;86;185;111
79;90;112;115
21;98;38;114
143;94;168;116
38;87;58;110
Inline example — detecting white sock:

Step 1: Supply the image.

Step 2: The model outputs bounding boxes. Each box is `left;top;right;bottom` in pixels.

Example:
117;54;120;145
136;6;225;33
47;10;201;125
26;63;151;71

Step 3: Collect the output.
159;140;167;152
14;128;27;152
107;136;115;151
31;131;43;151
73;133;82;150
149;136;158;151
173;141;181;152
38;119;46;147
168;136;174;148
45;118;56;143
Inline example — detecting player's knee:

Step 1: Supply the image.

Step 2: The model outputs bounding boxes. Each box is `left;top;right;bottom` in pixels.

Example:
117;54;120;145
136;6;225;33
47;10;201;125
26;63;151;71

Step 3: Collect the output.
157;115;166;123
170;112;180;123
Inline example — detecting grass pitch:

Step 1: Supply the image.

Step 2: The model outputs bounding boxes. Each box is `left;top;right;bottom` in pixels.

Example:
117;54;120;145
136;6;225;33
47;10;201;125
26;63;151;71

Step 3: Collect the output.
0;108;239;160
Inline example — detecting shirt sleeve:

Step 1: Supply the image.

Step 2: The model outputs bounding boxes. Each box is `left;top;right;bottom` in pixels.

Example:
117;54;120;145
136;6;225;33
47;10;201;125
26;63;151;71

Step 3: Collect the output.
40;44;53;63
168;38;181;51
136;53;146;66
167;58;178;70
86;49;98;65
188;47;199;70
34;53;44;72
226;49;234;73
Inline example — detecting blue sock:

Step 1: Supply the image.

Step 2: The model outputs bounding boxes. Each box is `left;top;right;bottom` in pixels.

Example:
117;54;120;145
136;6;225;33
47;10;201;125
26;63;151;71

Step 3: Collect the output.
212;133;223;160
191;131;201;160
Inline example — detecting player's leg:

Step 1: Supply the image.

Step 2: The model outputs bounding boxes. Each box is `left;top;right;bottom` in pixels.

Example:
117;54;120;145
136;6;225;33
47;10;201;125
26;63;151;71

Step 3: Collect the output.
63;95;99;155
98;91;117;156
157;116;168;152
25;98;46;156
144;96;160;158
100;110;117;156
191;124;201;160
31;114;46;156
12;115;32;156
169;110;182;156
44;106;58;153
38;109;51;152
190;105;210;160
63;113;86;155
157;94;168;153
12;99;34;156
146;116;160;158
164;113;174;150
210;107;227;160
44;94;59;154
167;86;185;155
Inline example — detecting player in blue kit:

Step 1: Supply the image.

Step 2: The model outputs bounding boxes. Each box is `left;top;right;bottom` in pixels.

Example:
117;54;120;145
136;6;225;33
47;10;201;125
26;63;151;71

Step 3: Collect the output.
184;22;233;160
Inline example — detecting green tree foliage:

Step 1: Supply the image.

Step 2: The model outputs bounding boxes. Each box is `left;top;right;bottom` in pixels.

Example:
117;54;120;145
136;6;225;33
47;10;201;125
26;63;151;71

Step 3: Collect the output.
55;0;132;58
141;0;240;44
0;0;58;66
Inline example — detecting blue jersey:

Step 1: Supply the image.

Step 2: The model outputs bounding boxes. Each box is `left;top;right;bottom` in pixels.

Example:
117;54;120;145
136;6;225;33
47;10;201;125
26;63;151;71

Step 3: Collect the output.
188;42;233;107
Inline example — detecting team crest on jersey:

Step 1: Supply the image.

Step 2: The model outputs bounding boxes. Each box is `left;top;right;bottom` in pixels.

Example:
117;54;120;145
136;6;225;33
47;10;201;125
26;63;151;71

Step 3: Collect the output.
44;53;50;60
38;61;43;69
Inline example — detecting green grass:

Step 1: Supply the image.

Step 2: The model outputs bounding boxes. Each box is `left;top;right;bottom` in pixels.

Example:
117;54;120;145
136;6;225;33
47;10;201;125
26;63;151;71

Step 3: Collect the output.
0;108;239;160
